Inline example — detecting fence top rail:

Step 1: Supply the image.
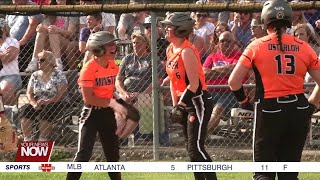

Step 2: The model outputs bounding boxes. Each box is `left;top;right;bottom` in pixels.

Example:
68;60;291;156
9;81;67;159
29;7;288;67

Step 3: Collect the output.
0;2;319;14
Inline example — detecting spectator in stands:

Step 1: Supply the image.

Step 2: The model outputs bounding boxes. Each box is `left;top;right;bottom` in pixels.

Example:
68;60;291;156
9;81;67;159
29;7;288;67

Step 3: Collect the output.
143;16;170;65
79;13;102;53
293;23;320;56
21;50;68;141
289;0;320;31
189;32;206;64
230;3;252;50
215;22;229;41
0;21;21;106
6;0;43;71
304;7;320;37
203;0;230;25
115;32;168;145
117;1;147;40
26;0;79;72
79;0;116;34
293;23;320;96
250;0;265;19
193;12;215;60
79;13;102;64
250;18;267;41
210;21;230;53
143;16;172;123
304;9;320;30
203;31;242;132
289;0;315;35
315;19;320;37
230;11;252;50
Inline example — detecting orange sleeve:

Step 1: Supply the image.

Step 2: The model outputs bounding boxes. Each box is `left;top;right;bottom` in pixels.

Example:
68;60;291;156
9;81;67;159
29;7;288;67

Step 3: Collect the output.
78;64;95;87
307;44;320;70
238;42;257;68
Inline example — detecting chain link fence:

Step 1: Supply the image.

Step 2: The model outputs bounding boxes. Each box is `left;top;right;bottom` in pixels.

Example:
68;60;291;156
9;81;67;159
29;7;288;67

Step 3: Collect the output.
0;0;319;166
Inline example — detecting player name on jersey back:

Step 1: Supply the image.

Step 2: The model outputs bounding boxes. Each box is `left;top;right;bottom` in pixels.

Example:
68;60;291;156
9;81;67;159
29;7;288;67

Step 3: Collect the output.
268;44;299;52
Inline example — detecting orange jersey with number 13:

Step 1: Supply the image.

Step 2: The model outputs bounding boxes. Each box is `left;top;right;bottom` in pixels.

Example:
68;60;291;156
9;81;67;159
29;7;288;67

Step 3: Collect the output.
239;33;320;99
166;40;207;96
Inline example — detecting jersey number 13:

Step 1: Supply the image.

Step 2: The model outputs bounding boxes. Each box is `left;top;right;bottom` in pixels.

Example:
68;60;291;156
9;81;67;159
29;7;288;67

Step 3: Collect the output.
274;54;296;75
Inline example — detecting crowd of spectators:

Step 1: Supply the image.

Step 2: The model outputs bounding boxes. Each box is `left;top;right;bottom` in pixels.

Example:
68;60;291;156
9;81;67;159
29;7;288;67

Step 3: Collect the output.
1;0;320;141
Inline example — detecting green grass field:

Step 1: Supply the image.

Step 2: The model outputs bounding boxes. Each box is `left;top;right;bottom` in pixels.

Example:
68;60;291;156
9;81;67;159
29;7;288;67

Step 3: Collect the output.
0;172;319;180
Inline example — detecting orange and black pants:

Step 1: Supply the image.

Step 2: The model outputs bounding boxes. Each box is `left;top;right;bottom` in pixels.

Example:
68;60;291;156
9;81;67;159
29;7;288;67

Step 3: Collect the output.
180;90;217;180
66;105;120;180
253;94;313;180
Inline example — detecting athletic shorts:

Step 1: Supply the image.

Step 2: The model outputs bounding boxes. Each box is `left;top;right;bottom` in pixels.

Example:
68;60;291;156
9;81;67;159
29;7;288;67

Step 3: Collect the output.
20;102;68;122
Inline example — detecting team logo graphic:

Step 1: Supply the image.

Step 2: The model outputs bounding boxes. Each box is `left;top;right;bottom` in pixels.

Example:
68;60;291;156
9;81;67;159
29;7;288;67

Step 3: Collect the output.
276;11;285;19
16;141;54;162
39;164;55;172
214;61;228;66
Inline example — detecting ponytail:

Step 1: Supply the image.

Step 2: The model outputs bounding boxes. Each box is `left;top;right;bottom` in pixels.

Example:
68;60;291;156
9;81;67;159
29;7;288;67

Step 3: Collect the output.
275;26;283;52
269;20;289;52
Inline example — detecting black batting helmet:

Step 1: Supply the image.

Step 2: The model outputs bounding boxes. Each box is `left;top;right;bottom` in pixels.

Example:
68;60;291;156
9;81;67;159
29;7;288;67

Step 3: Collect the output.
161;12;195;38
261;0;292;28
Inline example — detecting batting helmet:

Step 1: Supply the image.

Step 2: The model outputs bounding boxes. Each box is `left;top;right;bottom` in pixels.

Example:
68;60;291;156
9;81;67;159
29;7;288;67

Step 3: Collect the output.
261;0;292;29
161;12;195;38
86;31;119;57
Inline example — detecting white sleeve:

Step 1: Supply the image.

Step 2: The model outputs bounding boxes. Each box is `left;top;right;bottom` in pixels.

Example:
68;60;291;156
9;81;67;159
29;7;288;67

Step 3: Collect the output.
6;38;20;50
206;22;215;36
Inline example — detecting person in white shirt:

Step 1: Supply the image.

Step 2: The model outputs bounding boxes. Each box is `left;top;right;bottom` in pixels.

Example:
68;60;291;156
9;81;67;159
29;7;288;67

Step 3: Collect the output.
0;24;21;106
193;12;215;61
79;0;116;34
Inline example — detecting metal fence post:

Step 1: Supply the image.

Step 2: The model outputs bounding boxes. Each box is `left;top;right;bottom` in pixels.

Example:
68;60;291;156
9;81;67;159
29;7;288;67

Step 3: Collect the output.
151;12;160;160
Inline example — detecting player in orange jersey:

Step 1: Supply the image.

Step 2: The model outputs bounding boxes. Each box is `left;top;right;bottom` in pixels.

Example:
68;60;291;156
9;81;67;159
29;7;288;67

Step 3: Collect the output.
66;31;127;180
162;12;217;180
228;0;320;179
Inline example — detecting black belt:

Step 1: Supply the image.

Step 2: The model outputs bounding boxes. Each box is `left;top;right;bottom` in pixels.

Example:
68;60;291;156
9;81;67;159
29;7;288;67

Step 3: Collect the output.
260;93;306;104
